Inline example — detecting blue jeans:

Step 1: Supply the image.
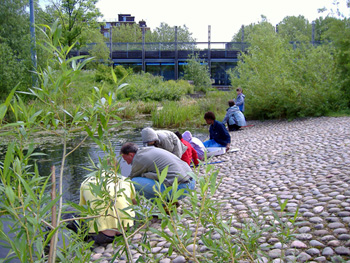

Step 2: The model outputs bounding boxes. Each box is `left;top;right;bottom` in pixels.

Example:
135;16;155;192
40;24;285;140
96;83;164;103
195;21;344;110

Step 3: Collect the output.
131;177;195;200
203;139;226;148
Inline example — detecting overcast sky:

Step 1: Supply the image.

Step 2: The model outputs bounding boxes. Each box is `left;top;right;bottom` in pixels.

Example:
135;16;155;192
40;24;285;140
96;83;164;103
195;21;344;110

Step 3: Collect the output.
40;0;348;42
96;0;349;42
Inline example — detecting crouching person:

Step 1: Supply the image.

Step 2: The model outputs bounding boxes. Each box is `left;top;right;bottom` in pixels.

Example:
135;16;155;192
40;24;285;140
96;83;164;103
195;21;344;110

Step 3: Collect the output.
120;142;195;201
77;174;136;246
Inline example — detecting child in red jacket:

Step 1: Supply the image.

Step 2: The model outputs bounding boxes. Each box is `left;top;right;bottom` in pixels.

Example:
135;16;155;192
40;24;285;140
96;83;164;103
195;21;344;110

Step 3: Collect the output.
175;131;199;166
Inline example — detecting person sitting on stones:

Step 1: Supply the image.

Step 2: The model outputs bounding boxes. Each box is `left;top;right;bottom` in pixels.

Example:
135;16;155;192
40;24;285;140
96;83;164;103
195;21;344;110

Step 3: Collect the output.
222;100;246;131
141;127;187;159
182;130;207;160
174;131;199;166
77;173;136;245
203;111;231;151
120;142;195;200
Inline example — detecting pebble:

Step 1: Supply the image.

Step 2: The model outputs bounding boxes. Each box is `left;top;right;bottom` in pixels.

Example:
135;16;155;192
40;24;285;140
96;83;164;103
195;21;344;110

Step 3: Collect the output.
89;117;350;262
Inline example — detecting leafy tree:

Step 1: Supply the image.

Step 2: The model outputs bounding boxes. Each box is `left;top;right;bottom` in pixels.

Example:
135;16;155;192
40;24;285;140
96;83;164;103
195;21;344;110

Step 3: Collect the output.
148;22;195;42
0;0;33;99
231;16;275;43
112;23;143;43
228;25;345;119
146;23;196;50
183;54;212;92
322;17;350;105
82;28;110;67
314;16;339;41
277;15;312;42
44;0;102;47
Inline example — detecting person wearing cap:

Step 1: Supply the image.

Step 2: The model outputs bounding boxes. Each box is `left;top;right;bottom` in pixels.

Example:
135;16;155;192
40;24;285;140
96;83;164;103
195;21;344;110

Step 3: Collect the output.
141;127;187;158
182;131;207;160
120;142;195;200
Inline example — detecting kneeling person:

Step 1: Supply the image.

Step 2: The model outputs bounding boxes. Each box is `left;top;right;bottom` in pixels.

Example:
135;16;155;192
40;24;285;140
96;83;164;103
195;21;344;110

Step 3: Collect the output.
79;174;135;245
120;142;195;200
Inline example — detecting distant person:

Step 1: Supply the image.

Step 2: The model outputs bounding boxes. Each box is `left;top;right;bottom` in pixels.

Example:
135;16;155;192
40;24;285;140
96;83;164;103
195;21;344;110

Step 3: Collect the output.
141;127;187;158
234;87;245;112
174;131;199;166
78;174;136;245
120;142;195;200
222;100;247;131
203;111;231;151
182;131;207;160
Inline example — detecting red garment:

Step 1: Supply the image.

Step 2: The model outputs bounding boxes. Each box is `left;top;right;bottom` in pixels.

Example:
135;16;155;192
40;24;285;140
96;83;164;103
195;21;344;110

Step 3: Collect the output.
180;138;199;166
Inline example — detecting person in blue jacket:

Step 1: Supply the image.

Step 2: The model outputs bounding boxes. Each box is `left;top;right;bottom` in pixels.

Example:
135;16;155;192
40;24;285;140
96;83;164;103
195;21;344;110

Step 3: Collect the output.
222;100;246;131
203;111;231;151
234;87;245;112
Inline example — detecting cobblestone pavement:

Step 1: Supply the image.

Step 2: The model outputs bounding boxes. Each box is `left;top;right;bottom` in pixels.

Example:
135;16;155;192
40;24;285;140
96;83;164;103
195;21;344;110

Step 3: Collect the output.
91;116;350;262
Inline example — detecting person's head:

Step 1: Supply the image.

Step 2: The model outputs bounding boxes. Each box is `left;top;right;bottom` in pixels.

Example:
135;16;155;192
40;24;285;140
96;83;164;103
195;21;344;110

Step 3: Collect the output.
228;100;235;107
120;142;138;164
174;131;182;140
236;87;243;94
204;111;215;125
141;127;159;147
182;131;192;142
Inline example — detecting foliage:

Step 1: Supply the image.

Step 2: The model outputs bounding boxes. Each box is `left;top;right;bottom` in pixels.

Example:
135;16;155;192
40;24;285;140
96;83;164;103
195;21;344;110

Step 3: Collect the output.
152;99;200;128
151;91;230;128
118;72;193;101
0;0;33;99
95;64;132;84
228;24;346;120
0;44;29;100
231;17;276;43
321;17;350;106
43;0;102;47
146;23;196;50
112;23;143;42
278;15;312;42
0;21;129;262
183;54;212;93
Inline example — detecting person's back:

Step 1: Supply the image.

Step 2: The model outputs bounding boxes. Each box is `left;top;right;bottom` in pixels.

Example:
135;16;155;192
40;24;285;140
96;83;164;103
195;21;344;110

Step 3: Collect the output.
120;142;195;200
141;127;187;158
79;174;135;244
130;146;192;186
182;131;207;160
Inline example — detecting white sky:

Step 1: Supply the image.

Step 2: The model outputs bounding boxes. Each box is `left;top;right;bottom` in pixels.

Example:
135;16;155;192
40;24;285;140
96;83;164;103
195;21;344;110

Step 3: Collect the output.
40;0;349;42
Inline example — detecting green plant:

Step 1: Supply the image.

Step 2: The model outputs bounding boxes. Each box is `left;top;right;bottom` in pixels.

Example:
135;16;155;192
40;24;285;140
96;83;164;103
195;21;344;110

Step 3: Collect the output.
0;20;132;262
183;54;212;93
228;24;347;120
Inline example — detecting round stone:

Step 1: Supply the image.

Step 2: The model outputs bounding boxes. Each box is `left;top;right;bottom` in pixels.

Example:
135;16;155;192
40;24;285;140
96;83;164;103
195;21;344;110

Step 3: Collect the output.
309;240;325;248
290;240;307;248
322;247;334;256
306;248;320;256
297;251;312;262
309;217;323;223
172;256;186;263
268;249;282;258
334;246;350;255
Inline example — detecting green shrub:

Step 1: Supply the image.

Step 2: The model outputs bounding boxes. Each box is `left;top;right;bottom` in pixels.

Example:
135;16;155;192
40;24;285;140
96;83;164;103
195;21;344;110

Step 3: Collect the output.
183;54;212;93
228;25;346;120
120;72;190;101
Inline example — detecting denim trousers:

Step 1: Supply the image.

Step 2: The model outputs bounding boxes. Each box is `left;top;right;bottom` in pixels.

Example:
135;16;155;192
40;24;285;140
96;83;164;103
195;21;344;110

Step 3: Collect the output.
131;177;195;200
203;139;226;148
